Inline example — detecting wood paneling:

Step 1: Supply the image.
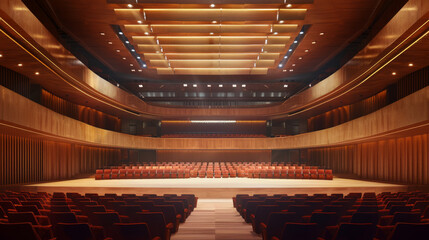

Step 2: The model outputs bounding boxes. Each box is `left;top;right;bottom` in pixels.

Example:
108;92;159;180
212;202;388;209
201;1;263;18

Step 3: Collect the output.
157;150;271;162
0;133;121;185
308;66;429;131
41;90;121;131
0;84;427;150
0;65;31;98
308;133;429;185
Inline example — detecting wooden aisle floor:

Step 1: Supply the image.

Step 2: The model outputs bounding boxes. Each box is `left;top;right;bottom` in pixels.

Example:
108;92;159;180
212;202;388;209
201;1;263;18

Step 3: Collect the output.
172;199;260;240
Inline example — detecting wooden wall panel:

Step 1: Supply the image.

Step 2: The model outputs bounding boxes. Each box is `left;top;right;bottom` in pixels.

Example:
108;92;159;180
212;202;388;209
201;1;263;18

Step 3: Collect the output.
308;66;429;132
0;85;427;150
157;150;271;162
0;133;121;185
308;133;429;185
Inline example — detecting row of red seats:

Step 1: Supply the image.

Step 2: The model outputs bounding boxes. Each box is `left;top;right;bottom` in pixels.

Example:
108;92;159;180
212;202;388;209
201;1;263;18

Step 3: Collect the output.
0;191;197;240
96;162;333;180
234;191;429;240
107;161;313;168
95;168;333;180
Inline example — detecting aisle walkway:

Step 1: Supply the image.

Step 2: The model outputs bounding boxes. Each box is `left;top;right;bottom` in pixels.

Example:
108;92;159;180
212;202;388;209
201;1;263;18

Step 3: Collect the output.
172;199;261;240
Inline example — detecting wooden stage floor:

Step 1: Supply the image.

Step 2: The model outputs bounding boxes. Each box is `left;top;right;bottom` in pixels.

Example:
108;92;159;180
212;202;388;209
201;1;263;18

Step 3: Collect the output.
16;177;409;198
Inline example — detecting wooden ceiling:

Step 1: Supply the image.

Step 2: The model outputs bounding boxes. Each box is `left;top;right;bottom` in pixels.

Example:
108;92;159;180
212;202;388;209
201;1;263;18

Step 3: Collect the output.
24;0;392;104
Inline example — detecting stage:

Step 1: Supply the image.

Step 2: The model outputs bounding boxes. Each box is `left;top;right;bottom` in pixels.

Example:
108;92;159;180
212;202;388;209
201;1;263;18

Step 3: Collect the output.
16;177;409;198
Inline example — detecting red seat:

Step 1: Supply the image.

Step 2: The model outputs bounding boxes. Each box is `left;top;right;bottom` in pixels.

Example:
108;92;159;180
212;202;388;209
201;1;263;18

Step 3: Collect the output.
135;212;173;240
287;169;295;179
112;223;158;240
274;223;319;240
325;169;333;180
310;169;318;179
0;222;41;240
318;169;325;179
111;169;119;179
95;169;103;180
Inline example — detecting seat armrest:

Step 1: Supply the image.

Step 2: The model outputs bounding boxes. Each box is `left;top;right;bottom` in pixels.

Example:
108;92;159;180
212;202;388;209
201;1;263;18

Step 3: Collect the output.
166;222;174;230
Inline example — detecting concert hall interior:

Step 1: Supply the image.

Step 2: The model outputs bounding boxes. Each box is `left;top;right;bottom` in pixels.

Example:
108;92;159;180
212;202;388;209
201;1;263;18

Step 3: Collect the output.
0;0;428;239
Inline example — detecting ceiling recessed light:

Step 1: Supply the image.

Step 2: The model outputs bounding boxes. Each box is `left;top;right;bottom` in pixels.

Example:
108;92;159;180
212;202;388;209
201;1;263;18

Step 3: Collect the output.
108;41;113;44
137;20;142;24
232;84;237;87
131;49;135;52
299;31;304;34
320;32;324;36
116;49;120;52
283;69;287;72
284;84;288;88
279;64;283;67
131;69;135;72
286;4;292;7
18;63;22;67
127;4;133;8
242;84;246;87
312;41;316;44
212;21;217;23
292;64;296;66
139;84;143;88
183;84;188;87
210;4;215;7
119;32;123;35
294;40;298;43
288;49;292;52
298;57;302;60
207;84;211;87
219;84;223;87
137;56;141;59
130;64;134;66
273;32;278;35
392;72;397;75
142;64;147;67
408;63;414;67
125;41;129;44
209;32;214;35
0;54;3;57
193;84;197;87
284;56;288;59
100;32;105;36
138;69;142;72
289;69;294;72
279;20;284;24
144;32;149;35
35;72;39;75
305;49;309;52
122;57;126;60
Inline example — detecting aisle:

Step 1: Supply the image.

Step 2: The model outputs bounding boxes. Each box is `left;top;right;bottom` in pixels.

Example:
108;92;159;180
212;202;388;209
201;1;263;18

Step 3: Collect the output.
172;199;261;240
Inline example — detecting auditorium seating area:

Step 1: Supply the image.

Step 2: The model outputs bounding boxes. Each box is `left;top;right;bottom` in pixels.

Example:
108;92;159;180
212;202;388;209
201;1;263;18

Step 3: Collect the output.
95;162;333;180
234;191;429;240
0;191;197;240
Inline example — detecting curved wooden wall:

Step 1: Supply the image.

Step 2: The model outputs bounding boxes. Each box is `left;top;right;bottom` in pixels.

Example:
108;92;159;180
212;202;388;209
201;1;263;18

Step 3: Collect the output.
308;133;429;185
1;84;427;151
0;134;121;185
0;0;427;119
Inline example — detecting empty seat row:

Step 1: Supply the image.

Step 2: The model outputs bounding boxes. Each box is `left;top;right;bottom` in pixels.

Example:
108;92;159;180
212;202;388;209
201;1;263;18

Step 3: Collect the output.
234;191;429;240
0;191;198;240
95;161;333;180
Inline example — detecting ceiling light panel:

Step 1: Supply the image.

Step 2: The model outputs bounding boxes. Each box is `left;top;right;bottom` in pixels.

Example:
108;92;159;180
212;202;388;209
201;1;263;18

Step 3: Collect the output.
113;1;311;76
